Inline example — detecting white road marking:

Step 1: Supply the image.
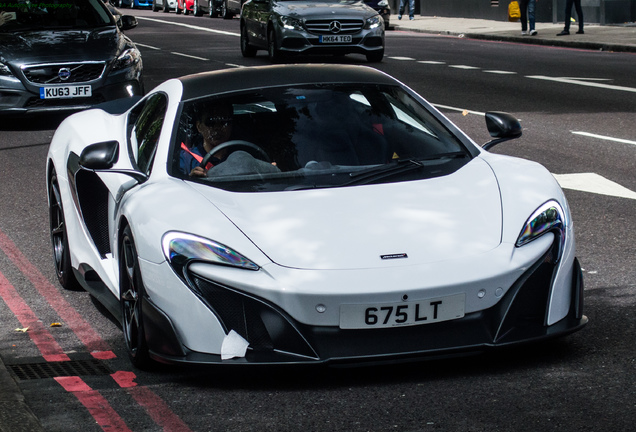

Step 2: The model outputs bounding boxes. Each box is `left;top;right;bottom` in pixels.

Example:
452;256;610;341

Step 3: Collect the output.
417;60;446;64
571;131;636;146
526;75;636;93
137;16;239;37
553;173;636;200
135;43;160;50
171;52;209;61
484;70;517;75
388;56;416;61
449;65;480;70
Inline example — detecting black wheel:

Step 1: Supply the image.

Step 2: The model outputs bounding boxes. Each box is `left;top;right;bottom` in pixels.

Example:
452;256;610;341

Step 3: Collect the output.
163;0;169;12
176;0;182;14
221;0;232;19
48;170;82;291
268;28;283;63
366;49;384;63
241;25;257;57
209;0;218;17
194;0;203;16
120;226;151;369
152;0;160;12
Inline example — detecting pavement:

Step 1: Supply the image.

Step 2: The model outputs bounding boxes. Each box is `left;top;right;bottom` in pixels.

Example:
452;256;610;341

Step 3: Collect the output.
391;15;636;53
1;14;635;432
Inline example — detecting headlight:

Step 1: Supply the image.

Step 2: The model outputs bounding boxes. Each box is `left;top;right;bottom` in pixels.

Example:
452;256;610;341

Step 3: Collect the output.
516;200;566;259
377;0;389;7
162;232;259;278
112;47;141;71
365;15;383;30
0;62;14;77
280;16;303;31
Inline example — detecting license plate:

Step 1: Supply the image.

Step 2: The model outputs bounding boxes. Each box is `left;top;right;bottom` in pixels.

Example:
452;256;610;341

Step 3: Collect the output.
340;293;465;329
319;35;352;44
40;85;92;99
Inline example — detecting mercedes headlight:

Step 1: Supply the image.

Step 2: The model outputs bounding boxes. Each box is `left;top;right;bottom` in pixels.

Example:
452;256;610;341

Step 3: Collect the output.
112;47;141;71
162;232;259;279
280;16;303;31
516;201;566;259
365;15;383;30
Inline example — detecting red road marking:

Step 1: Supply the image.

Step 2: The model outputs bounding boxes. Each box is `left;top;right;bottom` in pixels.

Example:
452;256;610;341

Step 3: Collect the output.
0;229;111;355
111;371;193;432
55;376;132;432
0;271;70;362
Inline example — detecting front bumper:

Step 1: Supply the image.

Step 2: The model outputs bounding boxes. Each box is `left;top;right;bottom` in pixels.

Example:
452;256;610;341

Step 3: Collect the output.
276;26;384;57
143;246;587;366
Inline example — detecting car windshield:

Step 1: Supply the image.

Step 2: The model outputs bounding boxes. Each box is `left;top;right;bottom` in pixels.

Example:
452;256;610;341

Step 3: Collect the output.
172;83;472;192
0;0;113;32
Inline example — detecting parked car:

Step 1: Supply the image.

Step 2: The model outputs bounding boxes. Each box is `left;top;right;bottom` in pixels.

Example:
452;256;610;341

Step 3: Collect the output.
46;64;587;368
240;0;385;62
176;0;194;14
0;0;143;116
219;0;244;19
152;0;177;12
364;0;390;29
190;0;223;17
116;0;153;8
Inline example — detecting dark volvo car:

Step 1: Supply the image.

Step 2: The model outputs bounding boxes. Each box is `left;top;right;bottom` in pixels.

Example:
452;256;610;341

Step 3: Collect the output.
240;0;385;63
0;0;143;116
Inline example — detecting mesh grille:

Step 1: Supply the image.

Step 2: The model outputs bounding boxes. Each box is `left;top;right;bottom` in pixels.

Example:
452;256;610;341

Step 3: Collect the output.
8;359;111;381
22;63;105;84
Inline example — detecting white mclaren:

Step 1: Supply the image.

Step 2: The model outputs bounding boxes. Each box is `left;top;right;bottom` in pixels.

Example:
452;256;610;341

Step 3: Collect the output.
46;64;587;369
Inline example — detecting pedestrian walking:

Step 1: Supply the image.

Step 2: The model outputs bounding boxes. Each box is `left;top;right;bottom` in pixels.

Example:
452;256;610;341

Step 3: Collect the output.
519;0;537;36
398;0;415;20
557;0;584;35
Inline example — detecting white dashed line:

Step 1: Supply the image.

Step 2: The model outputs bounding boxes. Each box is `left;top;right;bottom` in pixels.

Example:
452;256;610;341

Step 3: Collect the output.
449;65;481;70
388;56;416;61
571;131;636;146
526;75;636;93
553;173;636;200
137;16;239;36
483;70;517;75
135;43;160;50
417;61;446;65
170;52;209;61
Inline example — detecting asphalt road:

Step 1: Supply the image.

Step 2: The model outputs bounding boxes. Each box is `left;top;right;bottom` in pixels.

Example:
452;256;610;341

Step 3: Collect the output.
0;9;635;432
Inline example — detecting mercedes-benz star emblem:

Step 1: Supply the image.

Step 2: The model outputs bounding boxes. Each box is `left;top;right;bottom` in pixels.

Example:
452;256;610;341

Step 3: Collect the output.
58;68;71;81
329;21;342;34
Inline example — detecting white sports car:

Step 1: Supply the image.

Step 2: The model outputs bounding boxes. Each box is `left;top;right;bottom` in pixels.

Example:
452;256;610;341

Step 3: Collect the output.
47;64;587;368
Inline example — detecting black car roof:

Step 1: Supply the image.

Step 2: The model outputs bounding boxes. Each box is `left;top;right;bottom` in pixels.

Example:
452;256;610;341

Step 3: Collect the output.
178;64;398;101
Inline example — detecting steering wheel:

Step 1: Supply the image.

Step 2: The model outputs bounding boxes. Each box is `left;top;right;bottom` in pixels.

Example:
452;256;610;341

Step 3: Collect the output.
199;140;271;168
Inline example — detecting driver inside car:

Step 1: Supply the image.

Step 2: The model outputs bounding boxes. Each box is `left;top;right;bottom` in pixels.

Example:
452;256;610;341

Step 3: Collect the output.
180;102;234;177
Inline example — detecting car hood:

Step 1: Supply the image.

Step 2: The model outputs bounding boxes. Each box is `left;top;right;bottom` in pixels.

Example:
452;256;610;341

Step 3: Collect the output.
0;27;123;66
275;1;377;19
197;158;503;270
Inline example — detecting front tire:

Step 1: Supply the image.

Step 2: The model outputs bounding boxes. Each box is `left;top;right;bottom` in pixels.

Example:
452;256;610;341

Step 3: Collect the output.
48;170;81;291
120;226;151;369
221;0;233;19
241;25;257;57
268;28;283;63
194;0;203;16
209;0;218;17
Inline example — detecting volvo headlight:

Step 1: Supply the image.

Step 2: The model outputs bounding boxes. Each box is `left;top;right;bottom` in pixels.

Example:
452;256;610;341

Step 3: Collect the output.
280;15;303;31
516;201;566;259
112;47;141;71
365;15;383;30
162;232;259;278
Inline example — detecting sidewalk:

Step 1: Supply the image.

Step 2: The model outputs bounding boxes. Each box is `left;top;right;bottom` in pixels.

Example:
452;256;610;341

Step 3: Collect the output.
392;15;636;53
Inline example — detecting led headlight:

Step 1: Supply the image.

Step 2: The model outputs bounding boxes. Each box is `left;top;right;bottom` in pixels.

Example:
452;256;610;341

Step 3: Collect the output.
112;47;141;71
516;200;566;259
162;232;259;279
280;16;303;31
365;15;383;30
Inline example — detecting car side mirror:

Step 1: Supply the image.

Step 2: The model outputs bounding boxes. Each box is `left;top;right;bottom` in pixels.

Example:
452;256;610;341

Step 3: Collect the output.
79;140;149;182
119;15;138;31
79;140;119;170
482;111;522;151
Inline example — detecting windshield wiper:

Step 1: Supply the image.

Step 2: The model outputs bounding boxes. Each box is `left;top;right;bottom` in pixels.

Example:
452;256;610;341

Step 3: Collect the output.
346;151;466;186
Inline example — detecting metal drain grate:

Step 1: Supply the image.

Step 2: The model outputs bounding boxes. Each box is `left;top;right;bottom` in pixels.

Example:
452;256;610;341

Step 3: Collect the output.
8;359;111;381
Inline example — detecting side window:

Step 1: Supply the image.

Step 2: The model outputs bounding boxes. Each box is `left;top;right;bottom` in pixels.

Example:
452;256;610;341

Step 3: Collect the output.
127;93;168;174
